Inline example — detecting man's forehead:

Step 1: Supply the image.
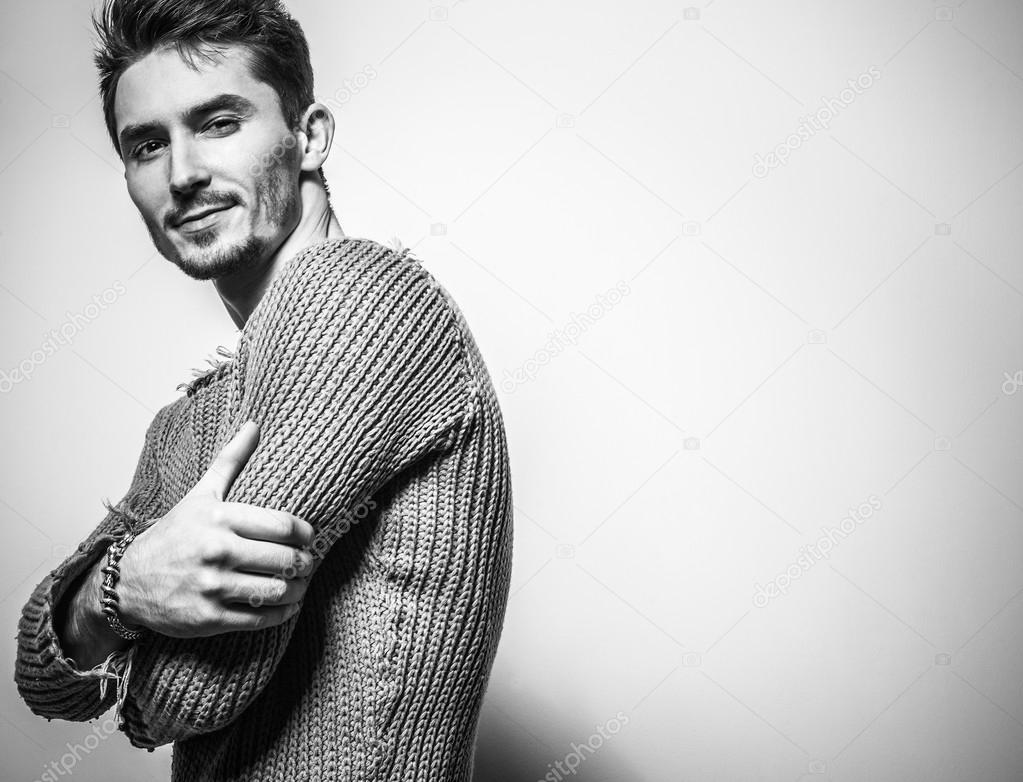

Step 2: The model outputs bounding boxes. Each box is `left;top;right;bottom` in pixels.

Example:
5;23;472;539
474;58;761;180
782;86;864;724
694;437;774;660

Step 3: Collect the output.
114;44;274;132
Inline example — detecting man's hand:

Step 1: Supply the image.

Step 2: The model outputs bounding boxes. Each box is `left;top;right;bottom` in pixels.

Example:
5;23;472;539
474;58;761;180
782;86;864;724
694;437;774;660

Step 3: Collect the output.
117;421;318;638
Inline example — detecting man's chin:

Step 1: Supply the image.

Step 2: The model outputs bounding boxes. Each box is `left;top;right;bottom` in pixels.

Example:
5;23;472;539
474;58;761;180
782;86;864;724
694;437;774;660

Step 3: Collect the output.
164;233;266;281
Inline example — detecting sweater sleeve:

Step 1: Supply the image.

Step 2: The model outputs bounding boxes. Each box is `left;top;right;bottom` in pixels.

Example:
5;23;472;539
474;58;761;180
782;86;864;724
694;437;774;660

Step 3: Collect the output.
12;409;167;724
116;239;475;749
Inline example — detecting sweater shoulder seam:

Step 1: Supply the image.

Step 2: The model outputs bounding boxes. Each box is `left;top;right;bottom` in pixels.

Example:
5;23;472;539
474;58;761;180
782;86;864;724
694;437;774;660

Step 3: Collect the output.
399;248;479;441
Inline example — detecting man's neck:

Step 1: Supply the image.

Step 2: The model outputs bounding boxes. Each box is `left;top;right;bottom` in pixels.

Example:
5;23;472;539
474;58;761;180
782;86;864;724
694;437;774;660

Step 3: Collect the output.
214;177;345;330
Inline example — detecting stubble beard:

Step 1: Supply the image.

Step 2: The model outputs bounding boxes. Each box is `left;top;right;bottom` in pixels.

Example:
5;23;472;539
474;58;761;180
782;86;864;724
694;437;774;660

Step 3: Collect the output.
149;152;298;282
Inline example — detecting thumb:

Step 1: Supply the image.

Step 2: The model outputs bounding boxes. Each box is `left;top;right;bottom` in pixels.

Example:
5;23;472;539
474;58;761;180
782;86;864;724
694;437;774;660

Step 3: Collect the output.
194;420;260;501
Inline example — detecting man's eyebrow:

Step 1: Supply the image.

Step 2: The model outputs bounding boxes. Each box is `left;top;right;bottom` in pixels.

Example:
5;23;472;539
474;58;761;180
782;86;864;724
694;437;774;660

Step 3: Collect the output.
118;93;257;153
185;93;257;121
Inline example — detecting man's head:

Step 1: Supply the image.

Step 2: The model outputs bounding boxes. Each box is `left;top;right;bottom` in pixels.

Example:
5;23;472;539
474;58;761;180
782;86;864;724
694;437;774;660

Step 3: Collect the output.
93;0;334;280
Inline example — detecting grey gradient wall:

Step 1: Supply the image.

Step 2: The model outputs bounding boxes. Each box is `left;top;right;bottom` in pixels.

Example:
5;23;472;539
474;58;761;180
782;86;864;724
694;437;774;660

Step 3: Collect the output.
2;1;1022;781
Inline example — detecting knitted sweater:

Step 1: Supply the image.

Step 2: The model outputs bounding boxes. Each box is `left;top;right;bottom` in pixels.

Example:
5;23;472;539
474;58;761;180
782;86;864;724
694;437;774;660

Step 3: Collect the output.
14;236;514;781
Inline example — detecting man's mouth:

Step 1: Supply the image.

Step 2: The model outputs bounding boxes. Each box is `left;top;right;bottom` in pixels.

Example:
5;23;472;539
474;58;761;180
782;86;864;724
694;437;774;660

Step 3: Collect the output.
173;203;235;229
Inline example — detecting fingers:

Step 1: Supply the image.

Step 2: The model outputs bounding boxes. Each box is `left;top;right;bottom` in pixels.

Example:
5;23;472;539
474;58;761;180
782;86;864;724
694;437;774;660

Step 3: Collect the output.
219;572;310;609
204;602;303;634
224;537;316;578
193;420;260;500
222;502;314;548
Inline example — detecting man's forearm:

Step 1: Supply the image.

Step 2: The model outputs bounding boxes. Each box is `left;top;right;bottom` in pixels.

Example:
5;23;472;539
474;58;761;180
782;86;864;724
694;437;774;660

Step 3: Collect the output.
54;553;131;670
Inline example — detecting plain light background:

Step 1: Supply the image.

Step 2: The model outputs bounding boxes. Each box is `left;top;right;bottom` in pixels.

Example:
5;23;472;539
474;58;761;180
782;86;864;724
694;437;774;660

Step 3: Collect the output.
2;1;1023;780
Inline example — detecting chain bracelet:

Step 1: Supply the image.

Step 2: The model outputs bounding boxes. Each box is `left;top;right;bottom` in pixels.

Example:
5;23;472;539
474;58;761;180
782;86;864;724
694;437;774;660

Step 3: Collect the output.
100;529;148;641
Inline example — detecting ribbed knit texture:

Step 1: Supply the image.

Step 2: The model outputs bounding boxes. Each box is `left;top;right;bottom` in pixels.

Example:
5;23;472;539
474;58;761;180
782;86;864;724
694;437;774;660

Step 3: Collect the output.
13;236;514;781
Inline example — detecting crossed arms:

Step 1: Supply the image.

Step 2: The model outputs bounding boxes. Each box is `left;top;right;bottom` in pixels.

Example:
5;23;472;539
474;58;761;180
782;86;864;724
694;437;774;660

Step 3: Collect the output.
14;241;474;748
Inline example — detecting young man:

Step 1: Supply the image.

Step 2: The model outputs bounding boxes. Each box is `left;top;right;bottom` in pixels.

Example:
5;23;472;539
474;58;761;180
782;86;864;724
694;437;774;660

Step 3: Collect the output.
13;1;513;780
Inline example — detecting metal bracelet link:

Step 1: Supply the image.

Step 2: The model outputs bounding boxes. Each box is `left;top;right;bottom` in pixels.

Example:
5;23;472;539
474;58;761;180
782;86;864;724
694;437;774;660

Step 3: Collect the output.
100;529;147;641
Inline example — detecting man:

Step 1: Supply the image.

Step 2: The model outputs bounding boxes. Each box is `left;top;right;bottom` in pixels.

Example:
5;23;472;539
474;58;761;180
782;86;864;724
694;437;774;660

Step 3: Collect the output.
13;1;513;780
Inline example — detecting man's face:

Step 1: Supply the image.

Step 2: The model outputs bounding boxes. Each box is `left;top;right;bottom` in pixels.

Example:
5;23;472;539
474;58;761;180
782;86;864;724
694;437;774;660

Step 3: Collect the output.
114;44;302;280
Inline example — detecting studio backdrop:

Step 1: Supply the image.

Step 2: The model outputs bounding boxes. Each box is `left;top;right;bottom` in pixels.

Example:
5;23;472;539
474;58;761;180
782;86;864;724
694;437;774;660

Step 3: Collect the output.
2;1;1022;780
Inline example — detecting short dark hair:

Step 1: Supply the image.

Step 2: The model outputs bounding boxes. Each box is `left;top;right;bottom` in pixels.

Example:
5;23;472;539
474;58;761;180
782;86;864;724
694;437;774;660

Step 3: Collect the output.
92;0;328;195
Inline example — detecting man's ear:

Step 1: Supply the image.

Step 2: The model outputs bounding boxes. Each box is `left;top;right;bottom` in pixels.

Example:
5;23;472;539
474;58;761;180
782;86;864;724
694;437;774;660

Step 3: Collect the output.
296;103;335;172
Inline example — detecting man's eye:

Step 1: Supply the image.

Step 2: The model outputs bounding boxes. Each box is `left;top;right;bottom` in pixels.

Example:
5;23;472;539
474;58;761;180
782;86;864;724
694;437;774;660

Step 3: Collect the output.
132;141;163;160
206;118;240;134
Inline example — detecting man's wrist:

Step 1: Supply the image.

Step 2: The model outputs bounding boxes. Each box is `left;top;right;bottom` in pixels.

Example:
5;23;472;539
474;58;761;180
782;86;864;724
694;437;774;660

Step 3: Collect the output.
57;555;131;670
87;556;135;645
100;530;148;640
111;531;146;632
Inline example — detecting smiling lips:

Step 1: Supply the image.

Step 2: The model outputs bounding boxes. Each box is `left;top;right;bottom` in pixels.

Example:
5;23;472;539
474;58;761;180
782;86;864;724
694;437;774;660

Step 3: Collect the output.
174;203;234;228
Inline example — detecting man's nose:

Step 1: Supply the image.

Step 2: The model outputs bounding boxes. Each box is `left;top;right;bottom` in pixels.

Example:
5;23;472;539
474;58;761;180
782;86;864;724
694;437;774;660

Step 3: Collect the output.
168;139;211;196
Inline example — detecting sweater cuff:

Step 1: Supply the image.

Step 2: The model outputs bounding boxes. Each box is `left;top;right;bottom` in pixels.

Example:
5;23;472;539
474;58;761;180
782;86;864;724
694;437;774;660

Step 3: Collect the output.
15;532;123;721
